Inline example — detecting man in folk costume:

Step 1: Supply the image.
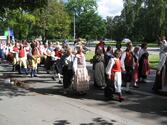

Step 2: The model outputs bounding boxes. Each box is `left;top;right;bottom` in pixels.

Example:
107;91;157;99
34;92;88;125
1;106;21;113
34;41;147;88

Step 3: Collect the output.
31;42;41;77
11;42;19;71
106;50;124;101
18;44;28;74
51;45;63;83
159;36;167;60
121;42;134;93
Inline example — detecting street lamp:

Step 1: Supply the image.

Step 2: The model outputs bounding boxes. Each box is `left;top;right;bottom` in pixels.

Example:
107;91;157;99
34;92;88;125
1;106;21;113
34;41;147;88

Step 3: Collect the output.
73;11;76;42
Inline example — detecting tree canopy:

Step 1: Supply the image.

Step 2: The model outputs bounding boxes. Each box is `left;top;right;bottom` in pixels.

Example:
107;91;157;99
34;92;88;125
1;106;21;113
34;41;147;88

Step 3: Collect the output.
107;0;167;42
0;0;48;11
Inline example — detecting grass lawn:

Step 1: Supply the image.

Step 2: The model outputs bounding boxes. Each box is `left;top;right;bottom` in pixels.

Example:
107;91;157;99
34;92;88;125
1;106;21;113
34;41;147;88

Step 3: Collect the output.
149;54;159;69
85;50;159;69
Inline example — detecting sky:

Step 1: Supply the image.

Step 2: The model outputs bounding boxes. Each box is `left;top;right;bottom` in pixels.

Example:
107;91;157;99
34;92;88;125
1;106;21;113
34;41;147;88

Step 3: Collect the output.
97;0;123;18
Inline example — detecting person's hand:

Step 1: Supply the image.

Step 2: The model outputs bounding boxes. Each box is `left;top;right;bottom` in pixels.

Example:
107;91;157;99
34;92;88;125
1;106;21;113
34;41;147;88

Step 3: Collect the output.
157;70;160;75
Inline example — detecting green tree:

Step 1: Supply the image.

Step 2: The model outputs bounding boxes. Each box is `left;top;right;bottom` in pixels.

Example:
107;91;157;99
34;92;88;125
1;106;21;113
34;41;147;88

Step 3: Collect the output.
77;10;106;40
0;0;48;11
0;8;36;39
32;0;71;40
66;0;106;40
66;0;97;16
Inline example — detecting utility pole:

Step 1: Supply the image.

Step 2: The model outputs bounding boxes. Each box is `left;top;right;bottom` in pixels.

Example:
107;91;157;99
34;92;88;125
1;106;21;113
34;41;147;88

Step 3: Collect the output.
73;12;76;42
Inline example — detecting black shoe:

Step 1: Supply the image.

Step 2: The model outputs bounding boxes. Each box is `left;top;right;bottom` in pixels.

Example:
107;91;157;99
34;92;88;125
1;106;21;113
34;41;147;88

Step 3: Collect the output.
34;75;38;77
133;85;139;88
52;77;56;80
58;80;62;84
125;90;132;94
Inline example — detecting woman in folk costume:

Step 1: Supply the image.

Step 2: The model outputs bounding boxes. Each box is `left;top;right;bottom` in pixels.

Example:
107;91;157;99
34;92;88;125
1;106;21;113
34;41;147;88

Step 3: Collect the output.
133;46;140;88
153;46;167;92
138;43;150;82
73;45;89;95
92;47;105;89
121;42;134;93
62;47;75;94
31;42;41;77
95;39;105;54
18;44;28;74
106;50;124;101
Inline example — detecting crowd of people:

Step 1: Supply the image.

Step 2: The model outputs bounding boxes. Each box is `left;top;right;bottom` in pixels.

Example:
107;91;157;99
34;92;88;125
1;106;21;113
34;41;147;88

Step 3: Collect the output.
0;39;89;95
92;40;150;101
0;37;167;101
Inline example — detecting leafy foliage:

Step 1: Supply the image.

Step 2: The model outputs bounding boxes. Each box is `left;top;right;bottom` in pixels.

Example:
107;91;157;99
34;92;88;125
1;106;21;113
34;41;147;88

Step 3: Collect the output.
106;0;167;43
66;0;106;40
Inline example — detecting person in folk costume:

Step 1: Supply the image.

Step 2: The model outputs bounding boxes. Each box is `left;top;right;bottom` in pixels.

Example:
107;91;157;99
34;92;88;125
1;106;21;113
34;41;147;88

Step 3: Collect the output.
62;47;75;94
139;42;148;59
92;47;105;89
138;43;150;82
132;46;140;88
121;42;134;93
153;46;167;92
11;42;19;71
38;41;45;64
0;41;6;61
31;42;41;77
18;44;28;74
51;44;63;83
159;36;167;60
95;39;105;54
73;45;89;95
104;46;114;67
106;50;124;101
104;46;114;92
45;42;54;74
5;42;13;62
24;41;31;71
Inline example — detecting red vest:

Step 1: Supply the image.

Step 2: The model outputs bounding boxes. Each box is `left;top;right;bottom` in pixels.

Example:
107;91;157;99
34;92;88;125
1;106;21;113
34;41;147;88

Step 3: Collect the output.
13;47;19;52
110;59;121;80
55;50;62;58
19;49;25;58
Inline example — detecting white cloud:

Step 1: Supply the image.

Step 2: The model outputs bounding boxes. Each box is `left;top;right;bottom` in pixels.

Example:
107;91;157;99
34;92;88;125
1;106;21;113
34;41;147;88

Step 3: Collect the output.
97;0;123;18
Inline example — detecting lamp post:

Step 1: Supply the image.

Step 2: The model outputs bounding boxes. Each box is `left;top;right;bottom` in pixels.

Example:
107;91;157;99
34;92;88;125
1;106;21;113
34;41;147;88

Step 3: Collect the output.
73;12;76;42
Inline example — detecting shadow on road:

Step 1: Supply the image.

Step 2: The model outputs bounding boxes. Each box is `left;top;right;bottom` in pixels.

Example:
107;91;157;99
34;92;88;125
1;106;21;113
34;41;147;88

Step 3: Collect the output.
53;120;70;125
80;117;115;125
0;81;29;99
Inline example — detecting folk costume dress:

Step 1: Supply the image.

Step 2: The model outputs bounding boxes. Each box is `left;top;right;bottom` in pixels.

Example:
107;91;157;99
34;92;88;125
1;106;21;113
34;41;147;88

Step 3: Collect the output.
93;54;105;88
133;52;139;83
121;49;134;83
106;58;122;93
73;52;89;92
138;52;150;80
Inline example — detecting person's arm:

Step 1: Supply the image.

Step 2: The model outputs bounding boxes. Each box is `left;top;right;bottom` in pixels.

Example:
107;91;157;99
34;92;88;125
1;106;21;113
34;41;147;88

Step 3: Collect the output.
121;52;126;71
73;55;77;73
82;53;86;67
157;53;166;71
106;58;115;79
